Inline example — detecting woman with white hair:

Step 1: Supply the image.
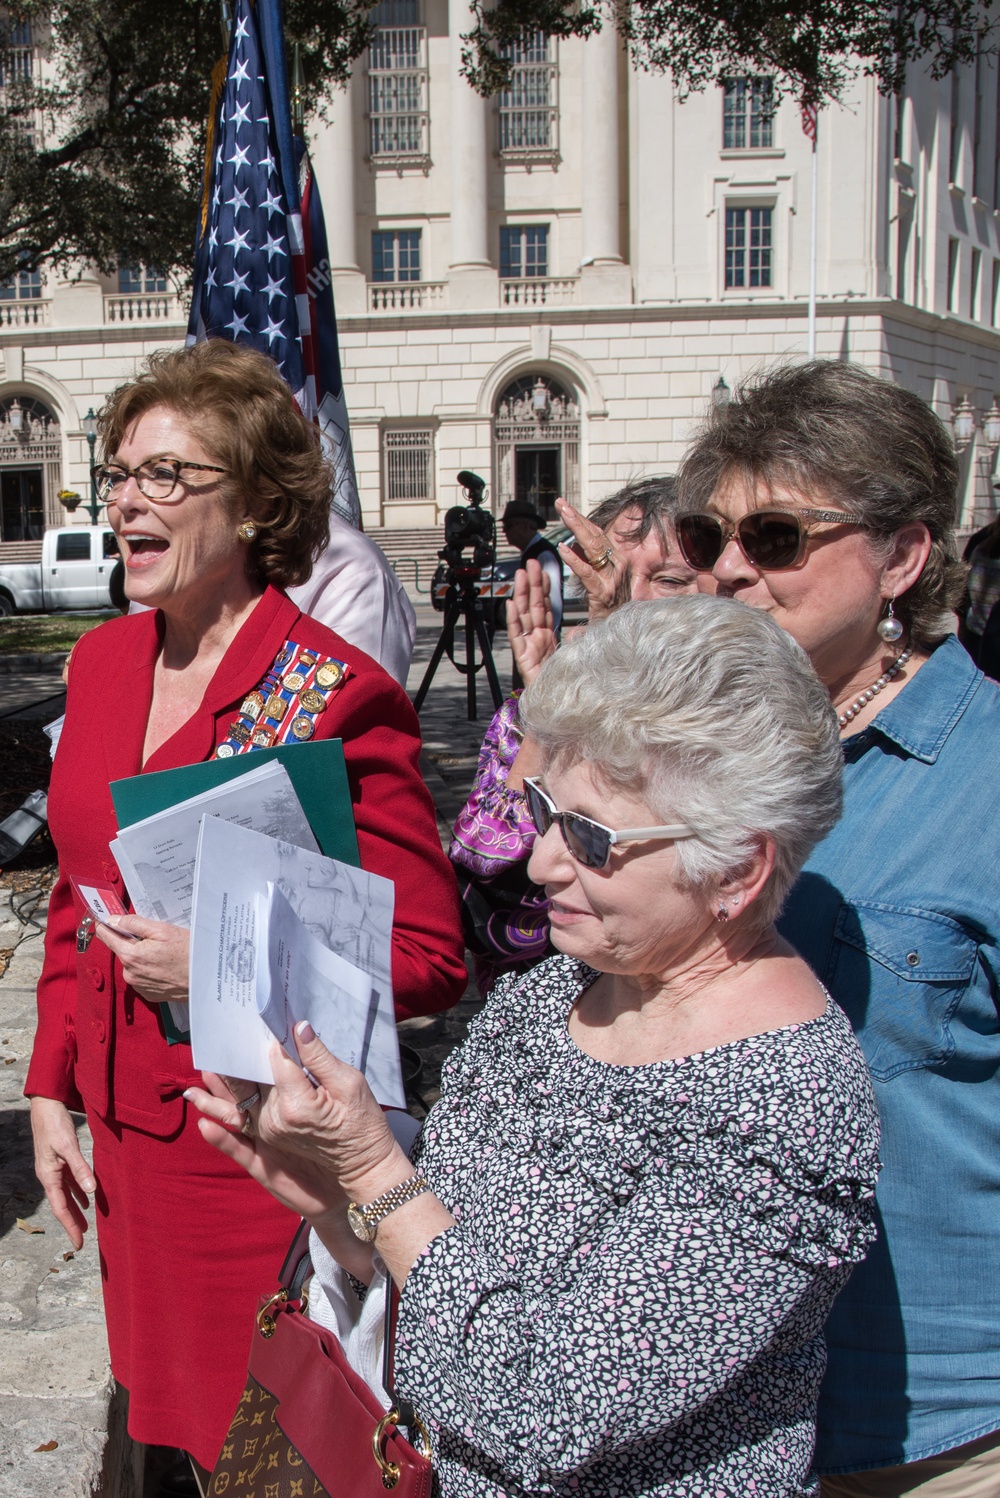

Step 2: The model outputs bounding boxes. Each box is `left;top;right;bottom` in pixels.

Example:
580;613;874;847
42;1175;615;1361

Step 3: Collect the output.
188;595;880;1498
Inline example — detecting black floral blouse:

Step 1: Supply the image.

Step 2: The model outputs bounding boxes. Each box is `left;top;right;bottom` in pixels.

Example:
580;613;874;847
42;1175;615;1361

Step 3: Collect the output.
393;956;881;1497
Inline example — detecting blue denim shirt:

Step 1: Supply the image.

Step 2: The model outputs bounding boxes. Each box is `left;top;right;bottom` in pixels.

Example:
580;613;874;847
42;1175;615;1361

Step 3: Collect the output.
779;635;1000;1472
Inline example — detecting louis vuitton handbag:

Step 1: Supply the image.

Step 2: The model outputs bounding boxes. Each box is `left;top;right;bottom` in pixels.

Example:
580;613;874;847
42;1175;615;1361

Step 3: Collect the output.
209;1222;433;1497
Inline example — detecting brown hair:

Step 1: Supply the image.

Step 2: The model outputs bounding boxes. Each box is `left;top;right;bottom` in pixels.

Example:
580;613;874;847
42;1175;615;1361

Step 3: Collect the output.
99;340;331;588
676;361;967;649
588;475;681;545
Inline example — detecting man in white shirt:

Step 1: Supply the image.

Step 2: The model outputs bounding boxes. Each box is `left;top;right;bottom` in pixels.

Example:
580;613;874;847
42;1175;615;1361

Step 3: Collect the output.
288;512;416;687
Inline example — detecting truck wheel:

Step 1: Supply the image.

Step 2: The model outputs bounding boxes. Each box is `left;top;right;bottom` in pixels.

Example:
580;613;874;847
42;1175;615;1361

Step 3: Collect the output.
0;592;14;618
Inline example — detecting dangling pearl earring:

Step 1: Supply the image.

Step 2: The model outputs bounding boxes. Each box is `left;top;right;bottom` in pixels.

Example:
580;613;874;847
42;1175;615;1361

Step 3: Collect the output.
237;522;257;543
877;597;904;643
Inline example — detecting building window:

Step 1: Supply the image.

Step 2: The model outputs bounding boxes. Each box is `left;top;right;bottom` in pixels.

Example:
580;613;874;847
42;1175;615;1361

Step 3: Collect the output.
500;225;548;279
893;89;907;160
118;266;167;294
947;238;960;312
992;257;1000;326
498;33;558;160
367;3;428;165
0;267;41;300
372;230;421;282
382;428;434;505
970;246;982;319
0;18;33;88
722;77;773;150
725;207;772;288
972;48;985;198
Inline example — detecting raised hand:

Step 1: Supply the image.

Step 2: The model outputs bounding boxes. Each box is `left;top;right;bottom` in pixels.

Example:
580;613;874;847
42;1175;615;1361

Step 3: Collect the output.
506;557;557;687
555;497;630;623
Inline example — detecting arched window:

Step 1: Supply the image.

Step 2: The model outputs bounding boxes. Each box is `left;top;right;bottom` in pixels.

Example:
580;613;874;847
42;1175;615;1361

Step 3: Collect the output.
493;373;579;520
0;396;61;540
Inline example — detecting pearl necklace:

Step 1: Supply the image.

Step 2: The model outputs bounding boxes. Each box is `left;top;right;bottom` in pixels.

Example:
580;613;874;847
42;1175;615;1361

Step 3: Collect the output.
837;646;913;730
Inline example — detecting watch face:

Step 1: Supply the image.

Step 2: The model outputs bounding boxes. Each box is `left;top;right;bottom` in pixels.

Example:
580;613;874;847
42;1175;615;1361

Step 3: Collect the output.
347;1204;375;1243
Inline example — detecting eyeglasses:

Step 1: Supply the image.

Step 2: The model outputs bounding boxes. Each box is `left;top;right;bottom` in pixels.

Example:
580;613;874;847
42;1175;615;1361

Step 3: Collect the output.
524;777;695;870
92;459;227;505
675;508;864;572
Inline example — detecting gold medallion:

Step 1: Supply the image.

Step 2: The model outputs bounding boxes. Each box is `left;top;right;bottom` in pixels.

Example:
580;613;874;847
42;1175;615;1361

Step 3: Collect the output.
240;692;265;720
290;715;314;740
252;727;275;748
230;721;252;745
299;689;326;714
264;693;285;720
315;662;344;689
284;671;306;692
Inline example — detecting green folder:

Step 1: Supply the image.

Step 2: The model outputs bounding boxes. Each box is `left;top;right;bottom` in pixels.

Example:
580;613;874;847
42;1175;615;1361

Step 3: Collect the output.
110;739;359;865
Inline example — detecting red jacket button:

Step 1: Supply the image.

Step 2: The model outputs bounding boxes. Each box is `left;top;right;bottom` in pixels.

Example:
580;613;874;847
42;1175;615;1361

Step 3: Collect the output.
86;966;105;992
93;1020;107;1043
101;861;120;884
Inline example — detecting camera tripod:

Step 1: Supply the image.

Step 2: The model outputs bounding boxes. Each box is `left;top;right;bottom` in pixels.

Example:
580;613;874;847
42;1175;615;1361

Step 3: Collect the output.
413;574;505;721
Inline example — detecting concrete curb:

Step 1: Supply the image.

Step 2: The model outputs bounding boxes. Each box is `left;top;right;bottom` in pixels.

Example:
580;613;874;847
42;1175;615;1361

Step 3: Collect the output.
0;653;69;676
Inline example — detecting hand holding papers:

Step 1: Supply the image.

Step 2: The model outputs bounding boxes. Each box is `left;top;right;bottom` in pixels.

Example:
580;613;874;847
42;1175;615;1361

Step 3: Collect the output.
189;816;403;1108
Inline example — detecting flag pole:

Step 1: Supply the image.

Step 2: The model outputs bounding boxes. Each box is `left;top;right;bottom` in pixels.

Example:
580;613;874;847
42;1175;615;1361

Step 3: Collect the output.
808;120;818;360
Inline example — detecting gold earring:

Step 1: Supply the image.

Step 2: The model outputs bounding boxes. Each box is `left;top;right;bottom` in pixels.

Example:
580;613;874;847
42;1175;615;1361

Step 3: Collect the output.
237;522;257;543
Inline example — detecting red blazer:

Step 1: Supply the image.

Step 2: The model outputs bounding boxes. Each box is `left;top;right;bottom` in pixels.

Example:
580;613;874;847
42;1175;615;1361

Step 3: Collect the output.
26;586;466;1133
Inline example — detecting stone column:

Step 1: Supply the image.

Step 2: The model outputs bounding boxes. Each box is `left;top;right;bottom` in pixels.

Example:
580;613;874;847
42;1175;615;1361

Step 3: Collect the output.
311;71;367;312
448;0;497;307
580;25;631;303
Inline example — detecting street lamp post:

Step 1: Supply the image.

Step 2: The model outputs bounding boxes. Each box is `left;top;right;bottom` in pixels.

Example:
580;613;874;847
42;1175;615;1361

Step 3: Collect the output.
82;408;101;525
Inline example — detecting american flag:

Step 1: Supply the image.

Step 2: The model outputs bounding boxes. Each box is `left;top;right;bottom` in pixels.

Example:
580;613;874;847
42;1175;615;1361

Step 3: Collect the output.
801;102;818;144
187;0;360;525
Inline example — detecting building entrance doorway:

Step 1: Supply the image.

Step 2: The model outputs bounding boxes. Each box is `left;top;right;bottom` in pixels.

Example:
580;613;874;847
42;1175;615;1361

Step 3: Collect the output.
514;446;561;517
1;469;44;540
0;397;62;541
493;373;580;521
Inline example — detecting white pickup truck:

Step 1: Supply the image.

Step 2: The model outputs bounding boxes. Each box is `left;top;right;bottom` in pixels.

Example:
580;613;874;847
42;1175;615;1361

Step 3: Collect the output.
0;526;120;615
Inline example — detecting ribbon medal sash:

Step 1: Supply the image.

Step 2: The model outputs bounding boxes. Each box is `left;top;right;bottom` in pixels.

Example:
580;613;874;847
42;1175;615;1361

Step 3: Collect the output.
216;639;350;758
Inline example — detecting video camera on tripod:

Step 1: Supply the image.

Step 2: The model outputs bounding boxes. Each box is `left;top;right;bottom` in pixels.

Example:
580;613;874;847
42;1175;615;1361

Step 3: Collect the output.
436;469;496;582
415;471;504;720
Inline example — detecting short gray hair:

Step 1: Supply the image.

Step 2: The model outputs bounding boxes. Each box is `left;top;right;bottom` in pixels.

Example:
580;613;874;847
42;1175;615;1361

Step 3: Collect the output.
519;595;843;926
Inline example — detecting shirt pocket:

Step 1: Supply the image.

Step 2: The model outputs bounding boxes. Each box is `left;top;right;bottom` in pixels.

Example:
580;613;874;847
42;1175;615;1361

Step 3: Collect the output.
825;901;977;1081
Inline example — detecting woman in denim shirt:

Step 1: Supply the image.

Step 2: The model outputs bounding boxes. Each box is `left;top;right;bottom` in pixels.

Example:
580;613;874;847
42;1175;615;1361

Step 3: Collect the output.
676;360;1000;1498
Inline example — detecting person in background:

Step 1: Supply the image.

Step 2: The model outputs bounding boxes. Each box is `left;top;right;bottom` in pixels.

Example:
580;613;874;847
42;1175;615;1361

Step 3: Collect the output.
501;498;564;633
675;358;1000;1498
287;509;416;688
958;502;1000;680
451;477;698;993
191;595;880;1498
26;340;465;1491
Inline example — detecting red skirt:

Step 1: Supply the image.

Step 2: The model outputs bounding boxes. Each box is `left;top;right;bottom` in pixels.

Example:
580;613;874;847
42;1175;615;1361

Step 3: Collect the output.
88;1102;298;1470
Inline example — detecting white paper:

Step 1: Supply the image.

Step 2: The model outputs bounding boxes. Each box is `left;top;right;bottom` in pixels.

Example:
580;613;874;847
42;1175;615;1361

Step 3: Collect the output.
256;883;399;1103
189;817;402;1106
112;762;318;927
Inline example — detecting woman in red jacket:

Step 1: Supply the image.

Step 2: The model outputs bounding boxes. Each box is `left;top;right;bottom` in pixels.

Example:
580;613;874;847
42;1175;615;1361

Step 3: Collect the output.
25;340;466;1480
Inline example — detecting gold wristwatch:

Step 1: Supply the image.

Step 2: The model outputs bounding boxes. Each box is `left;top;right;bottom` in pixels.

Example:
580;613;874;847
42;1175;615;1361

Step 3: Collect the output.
347;1174;432;1244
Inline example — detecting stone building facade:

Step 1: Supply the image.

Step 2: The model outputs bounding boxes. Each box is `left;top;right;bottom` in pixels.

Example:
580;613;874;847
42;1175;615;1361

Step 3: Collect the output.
2;4;1000;553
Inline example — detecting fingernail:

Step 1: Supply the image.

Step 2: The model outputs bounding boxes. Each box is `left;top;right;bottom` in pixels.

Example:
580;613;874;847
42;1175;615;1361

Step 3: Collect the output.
83;1179;96;1192
296;1021;316;1044
182;1089;195;1100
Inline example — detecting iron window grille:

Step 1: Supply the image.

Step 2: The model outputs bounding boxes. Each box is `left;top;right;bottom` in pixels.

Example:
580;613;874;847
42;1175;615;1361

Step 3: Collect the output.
497;34;558;164
383;429;434;506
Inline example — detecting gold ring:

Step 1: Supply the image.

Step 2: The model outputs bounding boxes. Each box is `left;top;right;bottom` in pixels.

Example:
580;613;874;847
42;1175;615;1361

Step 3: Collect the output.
588;548;614;571
240;1112;254;1139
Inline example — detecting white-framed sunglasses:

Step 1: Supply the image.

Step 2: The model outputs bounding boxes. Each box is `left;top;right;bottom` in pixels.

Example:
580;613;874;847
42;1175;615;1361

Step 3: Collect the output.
524;777;695;870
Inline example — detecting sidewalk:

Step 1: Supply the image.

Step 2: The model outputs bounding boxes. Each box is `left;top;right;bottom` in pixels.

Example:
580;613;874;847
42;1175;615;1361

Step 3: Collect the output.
0;616;511;1495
